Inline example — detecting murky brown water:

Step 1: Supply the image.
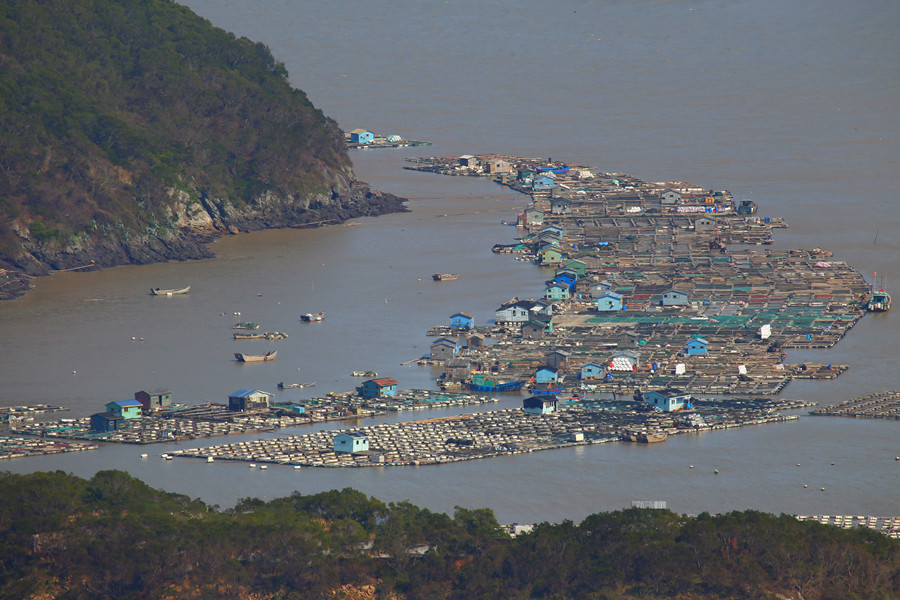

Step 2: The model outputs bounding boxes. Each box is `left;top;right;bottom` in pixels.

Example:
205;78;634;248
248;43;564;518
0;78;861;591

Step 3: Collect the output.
1;0;898;523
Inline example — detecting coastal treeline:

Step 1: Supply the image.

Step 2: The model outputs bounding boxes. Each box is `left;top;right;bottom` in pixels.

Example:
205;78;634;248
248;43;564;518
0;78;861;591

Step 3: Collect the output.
0;0;350;258
1;470;897;599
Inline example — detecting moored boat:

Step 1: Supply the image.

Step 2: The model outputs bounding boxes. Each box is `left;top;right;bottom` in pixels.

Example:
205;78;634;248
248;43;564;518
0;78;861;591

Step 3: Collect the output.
233;322;260;330
234;331;287;340
432;273;459;281
530;385;562;395
235;350;277;362
467;372;524;392
150;286;190;296
535;165;570;175
300;310;326;322
559;394;585;403
867;289;891;312
233;332;265;340
277;381;314;389
621;430;667;443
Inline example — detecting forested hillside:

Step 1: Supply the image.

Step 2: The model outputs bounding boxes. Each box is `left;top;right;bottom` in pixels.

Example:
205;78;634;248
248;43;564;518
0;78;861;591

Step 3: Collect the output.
0;0;403;298
1;470;897;600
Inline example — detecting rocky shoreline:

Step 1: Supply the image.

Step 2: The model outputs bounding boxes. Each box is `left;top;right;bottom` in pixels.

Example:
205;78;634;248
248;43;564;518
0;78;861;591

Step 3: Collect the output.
0;179;406;301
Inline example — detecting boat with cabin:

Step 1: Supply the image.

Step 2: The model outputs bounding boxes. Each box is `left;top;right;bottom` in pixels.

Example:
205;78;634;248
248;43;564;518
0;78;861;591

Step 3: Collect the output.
432;273;459;281
867;285;891;312
535;165;570;175
467;372;525;392
300;310;326;322
234;350;277;362
150;286;190;296
352;370;378;377
620;430;668;443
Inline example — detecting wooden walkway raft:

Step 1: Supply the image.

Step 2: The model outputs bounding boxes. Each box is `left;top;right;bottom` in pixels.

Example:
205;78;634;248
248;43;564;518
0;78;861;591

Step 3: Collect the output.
810;391;900;420
172;397;810;468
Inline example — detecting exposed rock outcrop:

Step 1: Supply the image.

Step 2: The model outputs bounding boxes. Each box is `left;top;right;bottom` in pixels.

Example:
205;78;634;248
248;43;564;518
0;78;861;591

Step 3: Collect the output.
0;179;406;300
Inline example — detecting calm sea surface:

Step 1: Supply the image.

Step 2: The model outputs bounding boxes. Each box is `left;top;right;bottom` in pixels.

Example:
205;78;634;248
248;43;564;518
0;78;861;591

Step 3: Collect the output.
1;0;898;524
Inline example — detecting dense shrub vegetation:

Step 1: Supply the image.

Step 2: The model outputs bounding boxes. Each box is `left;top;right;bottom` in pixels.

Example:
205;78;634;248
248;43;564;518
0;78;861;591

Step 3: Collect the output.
0;0;351;257
1;470;897;599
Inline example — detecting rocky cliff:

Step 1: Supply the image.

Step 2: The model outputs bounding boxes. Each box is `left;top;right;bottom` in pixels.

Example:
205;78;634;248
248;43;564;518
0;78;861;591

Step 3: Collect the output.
0;178;405;300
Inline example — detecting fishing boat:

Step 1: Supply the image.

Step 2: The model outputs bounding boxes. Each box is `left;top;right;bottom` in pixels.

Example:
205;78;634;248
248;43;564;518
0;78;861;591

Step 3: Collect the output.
150;286;190;296
559;394;585;403
278;381;315;389
233;332;265;340
233;322;260;330
467;372;524;392
234;350;277;362
620;430;667;443
867;289;891;312
535;165;570;175
300;310;326;322
351;370;378;377
432;273;459;281
530;385;563;395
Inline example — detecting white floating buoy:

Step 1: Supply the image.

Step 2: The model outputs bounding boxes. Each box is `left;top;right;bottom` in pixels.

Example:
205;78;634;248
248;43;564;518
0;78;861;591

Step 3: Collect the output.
803;484;808;488
140;453;148;459
796;463;801;467
293;465;301;470
249;463;256;468
73;370;77;374
713;469;719;474
689;465;694;469
821;487;826;491
260;465;267;470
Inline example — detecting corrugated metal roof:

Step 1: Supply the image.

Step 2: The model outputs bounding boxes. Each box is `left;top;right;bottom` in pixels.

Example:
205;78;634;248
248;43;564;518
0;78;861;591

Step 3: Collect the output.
110;399;142;407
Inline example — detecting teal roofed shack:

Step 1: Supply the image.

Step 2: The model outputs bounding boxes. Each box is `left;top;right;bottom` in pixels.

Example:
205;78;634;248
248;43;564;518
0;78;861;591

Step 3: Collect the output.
105;399;142;419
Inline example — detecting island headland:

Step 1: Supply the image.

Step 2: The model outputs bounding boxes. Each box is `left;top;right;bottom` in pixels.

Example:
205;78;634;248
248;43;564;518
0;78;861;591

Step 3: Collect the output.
0;0;406;300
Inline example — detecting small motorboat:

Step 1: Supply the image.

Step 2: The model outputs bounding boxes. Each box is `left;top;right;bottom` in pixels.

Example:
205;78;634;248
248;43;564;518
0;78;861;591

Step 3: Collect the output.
150;286;190;296
300;310;326;322
235;350;277;362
